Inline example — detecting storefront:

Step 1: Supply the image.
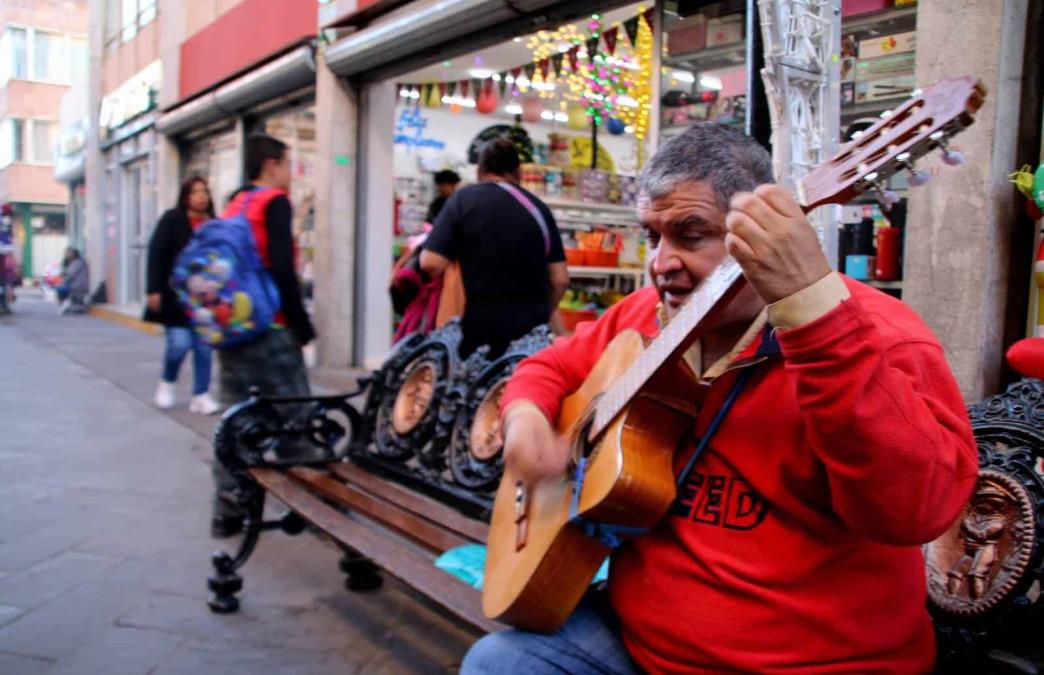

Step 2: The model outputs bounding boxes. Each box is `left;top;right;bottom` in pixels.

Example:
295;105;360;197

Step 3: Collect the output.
320;0;929;369
324;0;664;367
97;60;162;307
155;43;319;304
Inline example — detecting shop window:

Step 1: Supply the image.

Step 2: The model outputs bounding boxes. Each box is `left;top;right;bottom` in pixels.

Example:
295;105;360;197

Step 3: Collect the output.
31;120;56;164
0;118;25;166
2;27;28;80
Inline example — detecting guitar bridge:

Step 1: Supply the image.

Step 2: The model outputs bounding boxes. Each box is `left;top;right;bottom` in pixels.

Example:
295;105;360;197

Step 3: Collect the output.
514;481;529;551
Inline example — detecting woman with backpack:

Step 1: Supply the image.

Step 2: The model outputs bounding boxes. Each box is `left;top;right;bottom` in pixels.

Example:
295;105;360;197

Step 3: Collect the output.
144;175;220;415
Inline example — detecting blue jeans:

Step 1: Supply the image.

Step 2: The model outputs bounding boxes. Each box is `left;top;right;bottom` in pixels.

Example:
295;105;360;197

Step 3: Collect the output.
163;326;212;396
461;591;641;675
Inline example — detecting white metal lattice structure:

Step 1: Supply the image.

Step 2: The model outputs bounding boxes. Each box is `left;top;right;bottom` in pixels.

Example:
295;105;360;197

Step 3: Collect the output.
757;0;842;265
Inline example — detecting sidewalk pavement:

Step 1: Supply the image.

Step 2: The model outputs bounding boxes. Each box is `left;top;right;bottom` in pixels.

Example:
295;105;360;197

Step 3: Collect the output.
0;296;475;674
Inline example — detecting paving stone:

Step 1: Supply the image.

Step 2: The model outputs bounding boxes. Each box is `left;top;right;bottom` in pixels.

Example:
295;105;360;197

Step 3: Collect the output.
0;581;152;660
0;551;122;609
0;604;26;629
0;301;473;672
151;639;344;675
0;651;53;675
44;625;185;675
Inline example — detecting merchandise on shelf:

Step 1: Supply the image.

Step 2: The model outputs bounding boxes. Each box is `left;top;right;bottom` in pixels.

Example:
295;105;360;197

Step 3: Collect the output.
706;14;744;47
854;73;915;103
858;30;916;59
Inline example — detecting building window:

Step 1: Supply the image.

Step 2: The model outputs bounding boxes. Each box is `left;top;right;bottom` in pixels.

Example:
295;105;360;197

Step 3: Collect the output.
0;118;25;166
121;0;137;42
31;120;55;164
3;27;28;80
120;0;156;43
31;30;62;81
139;0;157;28
68;37;87;83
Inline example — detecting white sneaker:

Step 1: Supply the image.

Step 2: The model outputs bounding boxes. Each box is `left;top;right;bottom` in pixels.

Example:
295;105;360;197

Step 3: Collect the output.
58;298;71;314
154;381;177;409
189;392;220;415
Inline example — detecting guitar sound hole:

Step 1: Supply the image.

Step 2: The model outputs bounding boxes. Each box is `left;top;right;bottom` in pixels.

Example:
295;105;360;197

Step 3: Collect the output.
571;412;599;468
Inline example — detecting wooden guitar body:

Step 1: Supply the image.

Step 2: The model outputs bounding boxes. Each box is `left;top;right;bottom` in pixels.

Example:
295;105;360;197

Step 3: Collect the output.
483;329;697;631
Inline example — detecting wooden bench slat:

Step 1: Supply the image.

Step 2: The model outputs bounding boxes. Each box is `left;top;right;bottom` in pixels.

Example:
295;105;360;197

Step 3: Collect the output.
288;467;471;553
330;462;490;543
250;468;504;634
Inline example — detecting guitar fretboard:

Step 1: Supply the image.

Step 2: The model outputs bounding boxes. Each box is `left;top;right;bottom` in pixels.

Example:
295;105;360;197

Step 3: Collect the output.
589;257;745;438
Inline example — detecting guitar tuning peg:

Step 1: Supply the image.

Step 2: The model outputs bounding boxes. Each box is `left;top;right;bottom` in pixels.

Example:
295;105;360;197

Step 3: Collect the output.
877;189;901;207
942;149;966;166
861;171;900;209
896;152;930;187
908;169;931;187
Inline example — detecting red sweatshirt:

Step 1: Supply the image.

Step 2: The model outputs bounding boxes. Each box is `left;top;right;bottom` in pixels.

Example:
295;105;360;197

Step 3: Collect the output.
501;278;978;674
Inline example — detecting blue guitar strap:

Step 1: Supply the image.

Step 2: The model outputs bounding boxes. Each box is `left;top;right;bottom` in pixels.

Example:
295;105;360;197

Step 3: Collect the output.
568;326;780;549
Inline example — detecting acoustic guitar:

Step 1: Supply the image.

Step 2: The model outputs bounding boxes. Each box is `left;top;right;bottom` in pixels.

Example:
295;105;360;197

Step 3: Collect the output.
483;76;987;632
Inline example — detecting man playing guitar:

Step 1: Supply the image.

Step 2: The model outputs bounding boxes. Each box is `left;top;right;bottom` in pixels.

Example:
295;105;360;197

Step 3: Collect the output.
463;123;979;673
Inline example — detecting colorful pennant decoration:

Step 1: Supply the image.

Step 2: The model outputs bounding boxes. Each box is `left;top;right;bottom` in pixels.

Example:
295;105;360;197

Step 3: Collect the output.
603;26;618;55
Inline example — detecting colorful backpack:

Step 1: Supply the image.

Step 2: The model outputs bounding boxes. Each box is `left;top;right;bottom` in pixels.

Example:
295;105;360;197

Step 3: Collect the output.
170;190;281;349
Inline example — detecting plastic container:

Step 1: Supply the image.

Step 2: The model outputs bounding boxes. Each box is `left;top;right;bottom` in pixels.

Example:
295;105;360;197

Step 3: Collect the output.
585;251;619;268
565;248;587;266
559;308;599;333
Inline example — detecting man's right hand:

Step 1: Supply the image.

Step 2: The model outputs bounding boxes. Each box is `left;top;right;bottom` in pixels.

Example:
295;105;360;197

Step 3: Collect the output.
502;401;569;485
146;293;161;312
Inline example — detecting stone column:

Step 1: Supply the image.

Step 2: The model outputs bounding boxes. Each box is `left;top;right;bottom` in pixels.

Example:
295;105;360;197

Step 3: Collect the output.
311;52;358;369
84;0;106;297
354;81;396;370
902;0;1028;400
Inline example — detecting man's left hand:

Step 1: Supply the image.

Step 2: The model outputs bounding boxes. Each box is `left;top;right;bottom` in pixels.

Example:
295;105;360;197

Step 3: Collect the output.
724;184;831;304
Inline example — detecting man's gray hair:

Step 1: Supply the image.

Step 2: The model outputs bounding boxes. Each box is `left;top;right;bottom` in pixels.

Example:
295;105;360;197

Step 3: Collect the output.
640;123;774;209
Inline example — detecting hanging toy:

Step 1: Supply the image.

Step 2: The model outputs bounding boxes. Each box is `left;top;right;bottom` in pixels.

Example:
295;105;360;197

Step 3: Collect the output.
1010;164;1043;220
1034;164;1044;212
476;87;498;114
607;118;627;135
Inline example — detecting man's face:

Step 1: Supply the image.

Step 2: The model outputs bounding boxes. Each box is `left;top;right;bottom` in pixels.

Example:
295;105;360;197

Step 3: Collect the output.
639;179;763;326
266;154;292;191
437;182;457;198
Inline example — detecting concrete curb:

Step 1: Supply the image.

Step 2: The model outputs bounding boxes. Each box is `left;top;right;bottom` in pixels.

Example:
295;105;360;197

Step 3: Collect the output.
87;305;163;336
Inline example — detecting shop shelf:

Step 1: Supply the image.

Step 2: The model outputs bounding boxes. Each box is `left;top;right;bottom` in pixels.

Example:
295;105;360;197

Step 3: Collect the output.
841;5;917;34
841;96;915;121
664;43;747;72
568;266;645;280
543;196;638;216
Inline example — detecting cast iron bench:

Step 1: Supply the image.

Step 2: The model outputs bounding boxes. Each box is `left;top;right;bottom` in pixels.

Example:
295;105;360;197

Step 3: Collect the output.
207;319;1044;672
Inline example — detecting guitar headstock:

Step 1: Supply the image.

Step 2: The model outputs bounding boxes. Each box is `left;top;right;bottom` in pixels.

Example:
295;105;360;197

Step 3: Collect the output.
798;76;987;211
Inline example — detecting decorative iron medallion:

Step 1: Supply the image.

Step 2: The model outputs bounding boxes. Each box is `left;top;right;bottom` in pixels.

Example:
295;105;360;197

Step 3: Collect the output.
391;362;436;435
468;378;507;461
925;469;1037;617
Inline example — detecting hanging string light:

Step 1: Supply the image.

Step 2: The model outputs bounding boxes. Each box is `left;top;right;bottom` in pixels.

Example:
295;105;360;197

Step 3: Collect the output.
616;7;653;158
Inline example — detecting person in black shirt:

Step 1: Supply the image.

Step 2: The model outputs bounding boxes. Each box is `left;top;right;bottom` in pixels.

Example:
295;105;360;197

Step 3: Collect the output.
421;138;568;356
426;169;461;224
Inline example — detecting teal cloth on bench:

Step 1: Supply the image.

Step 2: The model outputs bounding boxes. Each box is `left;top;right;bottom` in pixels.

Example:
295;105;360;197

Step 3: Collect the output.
435;544;609;590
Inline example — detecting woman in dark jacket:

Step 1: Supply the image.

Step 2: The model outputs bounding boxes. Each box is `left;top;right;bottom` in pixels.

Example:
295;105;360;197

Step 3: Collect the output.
145;176;219;415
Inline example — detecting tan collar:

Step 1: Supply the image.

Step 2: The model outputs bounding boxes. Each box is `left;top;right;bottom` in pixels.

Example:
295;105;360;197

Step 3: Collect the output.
657;303;768;385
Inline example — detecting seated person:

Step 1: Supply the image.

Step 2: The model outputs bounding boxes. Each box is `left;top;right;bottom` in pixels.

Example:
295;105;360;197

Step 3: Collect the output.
463;123;979;674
